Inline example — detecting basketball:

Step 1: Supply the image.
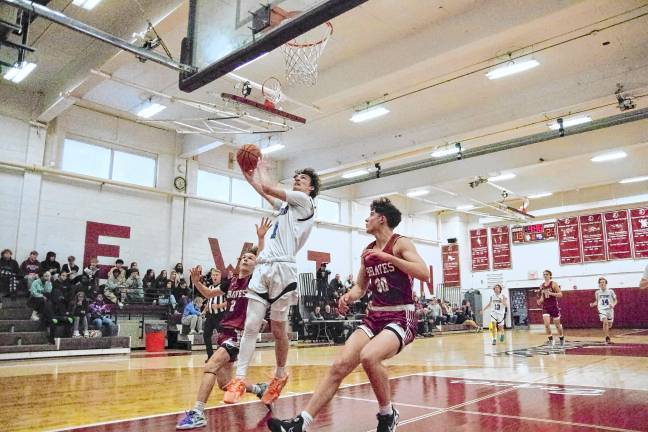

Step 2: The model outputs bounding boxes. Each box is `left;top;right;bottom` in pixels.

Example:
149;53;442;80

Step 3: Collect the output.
236;144;262;172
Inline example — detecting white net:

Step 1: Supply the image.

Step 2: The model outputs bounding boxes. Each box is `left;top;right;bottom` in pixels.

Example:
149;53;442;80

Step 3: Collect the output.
282;22;332;86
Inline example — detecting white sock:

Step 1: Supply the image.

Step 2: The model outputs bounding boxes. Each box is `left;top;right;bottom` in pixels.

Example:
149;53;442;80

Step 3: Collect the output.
275;366;286;378
301;411;313;428
378;404;393;416
235;299;267;377
193;401;205;414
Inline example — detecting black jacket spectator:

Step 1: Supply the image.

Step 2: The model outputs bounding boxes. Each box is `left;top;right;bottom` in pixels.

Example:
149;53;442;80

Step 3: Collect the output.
328;274;343;294
316;263;330;300
83;258;100;289
40;252;61;278
0;249;20;296
143;269;156;302
61;256;81;283
154;270;168;292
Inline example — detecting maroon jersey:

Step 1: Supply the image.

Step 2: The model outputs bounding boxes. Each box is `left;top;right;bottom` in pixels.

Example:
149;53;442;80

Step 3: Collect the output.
363;234;414;307
219;275;250;331
540;281;560;315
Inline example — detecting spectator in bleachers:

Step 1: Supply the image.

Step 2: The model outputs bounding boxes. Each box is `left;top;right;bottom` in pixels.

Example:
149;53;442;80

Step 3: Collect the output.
0;249;20;299
169;270;181;290
174;262;184;280
109;259;127;282
61;256;81;283
71;291;90;337
461;299;474;320
290;305;305;340
89;293;117;336
316;263;330;300
154;270;168;292
182;296;204;335
76;274;94;298
40;251;61;280
344;274;354;291
173;279;191;307
105;268;126;308
157;279;178;311
83;257;100;290
142;269;156;302
20;250;40;293
53;271;75;303
28;270;53;321
126;261;139;278
125;269;144;303
309;306;324;321
49;286;73;340
322;304;335;320
328;273;343;296
445;301;456;324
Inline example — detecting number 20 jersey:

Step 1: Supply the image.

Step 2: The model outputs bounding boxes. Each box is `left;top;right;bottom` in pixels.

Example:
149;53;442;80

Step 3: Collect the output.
363;234;414;307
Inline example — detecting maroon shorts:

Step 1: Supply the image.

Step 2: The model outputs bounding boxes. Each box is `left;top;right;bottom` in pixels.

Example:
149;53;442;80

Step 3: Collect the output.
216;328;241;362
358;309;418;352
543;304;561;319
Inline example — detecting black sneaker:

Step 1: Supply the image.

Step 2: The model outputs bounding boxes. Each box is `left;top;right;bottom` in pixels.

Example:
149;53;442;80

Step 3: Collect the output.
267;415;304;432
559;336;565;346
376;407;400;432
605;336;612;344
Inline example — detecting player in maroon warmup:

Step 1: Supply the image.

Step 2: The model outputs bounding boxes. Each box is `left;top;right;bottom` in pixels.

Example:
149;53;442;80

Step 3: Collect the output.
177;218;271;430
267;198;429;432
538;269;565;346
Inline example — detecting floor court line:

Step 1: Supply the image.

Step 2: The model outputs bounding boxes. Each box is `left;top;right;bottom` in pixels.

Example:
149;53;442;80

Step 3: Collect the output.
335;395;442;411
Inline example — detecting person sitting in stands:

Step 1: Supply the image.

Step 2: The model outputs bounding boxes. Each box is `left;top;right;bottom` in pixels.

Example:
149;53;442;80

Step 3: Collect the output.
62;256;81;283
71;291;90;338
89;293;117;336
83;258;100;290
20;250;40;294
182;297;205;335
106;268;127;308
142;269;156;302
40;252;61;280
309;306;324;321
53;271;76;304
125;269;144;303
156;279;178;312
49;286;74;340
28;270;53;322
0;249;20;299
126;261;139;278
173;278;191;307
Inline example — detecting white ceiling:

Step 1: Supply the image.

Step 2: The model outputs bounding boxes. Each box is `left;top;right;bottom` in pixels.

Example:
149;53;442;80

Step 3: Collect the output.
1;0;648;218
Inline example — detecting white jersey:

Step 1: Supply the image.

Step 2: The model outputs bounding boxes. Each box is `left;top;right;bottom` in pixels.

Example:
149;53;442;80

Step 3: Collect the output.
490;293;506;320
595;288;616;312
260;190;315;262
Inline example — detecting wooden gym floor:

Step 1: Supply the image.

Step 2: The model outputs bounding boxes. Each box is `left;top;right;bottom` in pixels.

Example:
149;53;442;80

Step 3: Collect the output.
1;328;648;431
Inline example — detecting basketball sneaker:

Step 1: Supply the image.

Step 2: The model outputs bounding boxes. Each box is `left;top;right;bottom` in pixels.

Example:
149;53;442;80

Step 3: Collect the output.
499;333;505;342
261;374;289;405
376;407;400;432
176;410;207;429
223;378;246;404
255;382;269;400
267;414;304;432
559;336;565;346
605;336;612;344
492;339;497;345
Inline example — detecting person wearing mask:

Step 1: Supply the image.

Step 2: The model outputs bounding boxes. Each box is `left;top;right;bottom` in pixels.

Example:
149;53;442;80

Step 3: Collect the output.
0;249;20;299
40;252;61;280
182;297;205;335
202;268;227;360
28;270;53;322
71;291;90;338
61;256;81;283
89;293;117;336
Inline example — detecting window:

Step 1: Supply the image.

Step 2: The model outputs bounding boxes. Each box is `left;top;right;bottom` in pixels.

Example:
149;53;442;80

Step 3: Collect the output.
197;170;230;201
62;139;110;179
317;198;340;223
61;138;157;187
231;177;262;207
112;150;156;187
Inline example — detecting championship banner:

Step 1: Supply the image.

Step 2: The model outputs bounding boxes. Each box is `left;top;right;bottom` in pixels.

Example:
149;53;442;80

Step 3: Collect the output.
603;210;632;260
630;207;648;258
579;213;606;262
557;217;582;265
442;244;461;286
470;228;490;272
490;225;512;270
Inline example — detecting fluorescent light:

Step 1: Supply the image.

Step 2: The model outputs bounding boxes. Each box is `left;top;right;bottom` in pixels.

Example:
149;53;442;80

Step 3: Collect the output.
528;192;553;199
591;151;627;163
619;176;648;184
72;0;102;10
341;169;368;179
488;173;516;182
549;115;592;130
3;61;37;83
350;106;390;123
456;205;475;211
260;143;284;155
406;190;429;198
486;59;539;80
136;102;166;119
431;145;460;158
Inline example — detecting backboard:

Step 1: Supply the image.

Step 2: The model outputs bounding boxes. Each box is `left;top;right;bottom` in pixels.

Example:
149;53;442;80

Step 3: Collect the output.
178;0;367;92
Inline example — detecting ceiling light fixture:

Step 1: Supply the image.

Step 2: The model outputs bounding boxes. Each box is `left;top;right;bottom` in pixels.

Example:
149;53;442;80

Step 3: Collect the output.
350;105;390;123
260;143;285;155
431;142;461;158
528;192;553;199
3;61;37;83
456;205;475;211
72;0;102;10
619;176;648;184
341;169;369;179
486;59;539;80
406;190;430;198
488;173;516;182
591;151;627;163
549;115;591;130
136;101;166;119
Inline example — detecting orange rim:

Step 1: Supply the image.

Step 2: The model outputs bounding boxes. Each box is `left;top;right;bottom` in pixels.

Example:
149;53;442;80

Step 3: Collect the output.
285;22;333;48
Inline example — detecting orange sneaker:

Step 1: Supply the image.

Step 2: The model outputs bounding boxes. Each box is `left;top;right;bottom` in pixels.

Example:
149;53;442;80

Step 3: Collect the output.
223;378;246;404
261;374;289;405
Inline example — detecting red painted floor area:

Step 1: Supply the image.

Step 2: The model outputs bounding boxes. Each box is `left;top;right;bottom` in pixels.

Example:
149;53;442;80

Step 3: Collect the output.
66;375;648;432
565;343;648;357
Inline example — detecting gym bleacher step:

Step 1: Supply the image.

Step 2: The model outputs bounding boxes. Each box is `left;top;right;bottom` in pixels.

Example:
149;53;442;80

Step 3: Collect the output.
0;308;32;320
0;297;28;308
0;331;49;345
58;336;130;350
0;343;55;354
0;320;41;332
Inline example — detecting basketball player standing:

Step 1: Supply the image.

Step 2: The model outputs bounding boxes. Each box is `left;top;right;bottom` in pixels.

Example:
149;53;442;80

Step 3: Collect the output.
481;284;508;345
267;198;429;432
589;276;617;344
538;269;565;346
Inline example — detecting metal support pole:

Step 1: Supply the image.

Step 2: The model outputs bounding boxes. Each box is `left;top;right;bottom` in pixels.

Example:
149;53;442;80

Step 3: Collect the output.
1;0;196;73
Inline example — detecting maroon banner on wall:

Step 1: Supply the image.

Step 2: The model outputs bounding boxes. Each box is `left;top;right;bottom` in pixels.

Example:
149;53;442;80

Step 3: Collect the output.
470;228;490;272
579;214;606;262
442;244;461;287
557;217;582;265
630;207;648;258
604;210;632;260
490;225;512;269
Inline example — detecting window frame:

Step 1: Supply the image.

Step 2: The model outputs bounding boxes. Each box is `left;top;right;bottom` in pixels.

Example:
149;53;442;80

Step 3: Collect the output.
196;167;232;202
317;196;341;224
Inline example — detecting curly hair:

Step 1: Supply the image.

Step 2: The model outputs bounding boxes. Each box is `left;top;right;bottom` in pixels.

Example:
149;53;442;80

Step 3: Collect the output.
370;197;402;228
295;168;320;198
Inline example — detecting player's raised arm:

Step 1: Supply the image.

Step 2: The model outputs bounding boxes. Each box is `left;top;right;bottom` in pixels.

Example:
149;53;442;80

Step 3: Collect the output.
255;217;272;255
191;266;225;298
243;170;282;208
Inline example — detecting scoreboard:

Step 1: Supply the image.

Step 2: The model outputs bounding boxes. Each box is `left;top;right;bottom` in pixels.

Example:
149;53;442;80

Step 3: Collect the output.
511;222;557;244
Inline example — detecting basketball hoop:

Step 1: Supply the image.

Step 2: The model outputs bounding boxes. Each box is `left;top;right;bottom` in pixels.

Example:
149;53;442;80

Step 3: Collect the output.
282;22;333;86
262;76;283;109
